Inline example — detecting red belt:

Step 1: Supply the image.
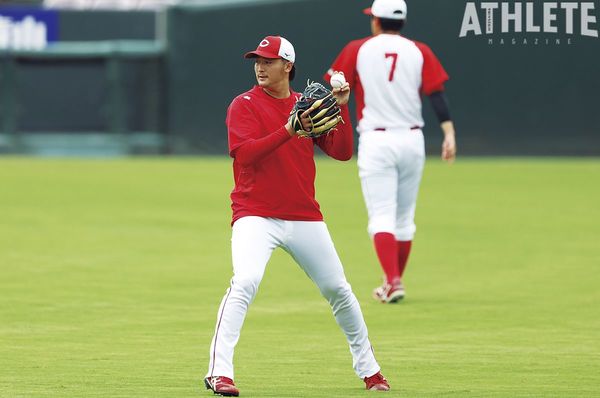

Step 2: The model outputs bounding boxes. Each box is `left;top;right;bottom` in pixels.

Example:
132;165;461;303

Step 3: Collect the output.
374;126;421;131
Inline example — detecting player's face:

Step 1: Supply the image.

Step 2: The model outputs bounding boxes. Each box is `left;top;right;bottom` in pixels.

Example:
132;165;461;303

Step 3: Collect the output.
254;57;292;88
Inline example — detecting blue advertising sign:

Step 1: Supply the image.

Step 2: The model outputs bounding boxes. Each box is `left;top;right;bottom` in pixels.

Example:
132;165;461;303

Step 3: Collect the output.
0;7;59;50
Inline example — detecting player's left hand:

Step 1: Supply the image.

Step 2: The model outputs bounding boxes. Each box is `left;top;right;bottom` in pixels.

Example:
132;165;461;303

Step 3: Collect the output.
442;134;456;163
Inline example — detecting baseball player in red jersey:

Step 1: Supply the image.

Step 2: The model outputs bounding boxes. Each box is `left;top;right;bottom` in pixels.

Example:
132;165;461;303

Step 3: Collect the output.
203;36;390;396
325;0;457;303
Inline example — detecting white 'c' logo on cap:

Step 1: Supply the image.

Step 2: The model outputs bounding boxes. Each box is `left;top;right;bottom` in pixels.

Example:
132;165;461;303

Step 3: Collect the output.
259;39;270;47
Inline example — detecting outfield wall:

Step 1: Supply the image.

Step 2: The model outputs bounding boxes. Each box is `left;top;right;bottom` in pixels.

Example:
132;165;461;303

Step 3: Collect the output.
1;0;599;155
0;8;166;155
166;0;600;156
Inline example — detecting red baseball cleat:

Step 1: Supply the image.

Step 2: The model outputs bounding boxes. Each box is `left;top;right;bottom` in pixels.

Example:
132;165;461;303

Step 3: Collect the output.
204;376;239;397
372;281;405;303
364;371;390;391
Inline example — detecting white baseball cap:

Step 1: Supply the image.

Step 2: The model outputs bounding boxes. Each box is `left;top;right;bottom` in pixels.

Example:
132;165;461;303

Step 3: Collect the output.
363;0;407;20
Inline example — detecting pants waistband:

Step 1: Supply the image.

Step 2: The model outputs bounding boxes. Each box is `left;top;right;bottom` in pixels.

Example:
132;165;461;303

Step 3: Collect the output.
374;126;421;132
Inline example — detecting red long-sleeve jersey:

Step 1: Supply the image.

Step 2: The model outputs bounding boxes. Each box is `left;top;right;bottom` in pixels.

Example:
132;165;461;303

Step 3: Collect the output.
226;85;353;224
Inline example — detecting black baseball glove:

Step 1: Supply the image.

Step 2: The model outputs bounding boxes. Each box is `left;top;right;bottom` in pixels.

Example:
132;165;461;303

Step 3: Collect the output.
288;81;343;138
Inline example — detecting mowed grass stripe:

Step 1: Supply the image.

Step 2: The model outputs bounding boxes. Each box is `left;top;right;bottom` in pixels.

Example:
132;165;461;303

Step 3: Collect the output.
0;157;598;397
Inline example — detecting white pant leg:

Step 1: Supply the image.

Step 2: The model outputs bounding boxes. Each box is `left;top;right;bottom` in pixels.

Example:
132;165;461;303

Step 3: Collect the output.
394;131;426;241
283;221;380;379
206;216;282;379
358;131;399;237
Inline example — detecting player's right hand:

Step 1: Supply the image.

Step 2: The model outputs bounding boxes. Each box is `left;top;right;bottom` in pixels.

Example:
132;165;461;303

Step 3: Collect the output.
286;109;313;136
332;83;350;106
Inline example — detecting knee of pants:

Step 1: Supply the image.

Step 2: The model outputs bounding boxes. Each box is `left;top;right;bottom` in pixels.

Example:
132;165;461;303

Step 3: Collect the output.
230;275;261;302
395;222;416;241
319;280;353;304
368;216;396;238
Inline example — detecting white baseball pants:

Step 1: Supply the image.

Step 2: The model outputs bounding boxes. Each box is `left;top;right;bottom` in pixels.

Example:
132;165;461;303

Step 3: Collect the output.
206;216;380;380
357;129;426;240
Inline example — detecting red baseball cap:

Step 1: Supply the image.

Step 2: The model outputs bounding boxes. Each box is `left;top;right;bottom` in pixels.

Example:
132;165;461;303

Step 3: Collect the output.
244;35;296;62
244;36;296;80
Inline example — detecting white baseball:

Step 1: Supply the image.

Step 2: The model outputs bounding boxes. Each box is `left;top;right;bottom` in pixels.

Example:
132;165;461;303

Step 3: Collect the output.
330;72;346;89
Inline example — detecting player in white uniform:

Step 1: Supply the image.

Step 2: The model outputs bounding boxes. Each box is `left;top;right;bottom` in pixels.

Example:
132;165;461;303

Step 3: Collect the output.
325;0;457;303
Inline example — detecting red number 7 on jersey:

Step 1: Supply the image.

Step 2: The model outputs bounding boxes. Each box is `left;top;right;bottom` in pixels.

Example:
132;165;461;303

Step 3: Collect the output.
385;53;398;82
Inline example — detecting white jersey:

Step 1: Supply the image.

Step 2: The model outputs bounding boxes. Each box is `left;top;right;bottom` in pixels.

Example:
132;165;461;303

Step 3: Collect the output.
325;34;449;133
356;34;424;132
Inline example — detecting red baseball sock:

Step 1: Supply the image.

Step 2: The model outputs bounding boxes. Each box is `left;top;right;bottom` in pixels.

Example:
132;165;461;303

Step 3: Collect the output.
373;232;400;285
397;240;413;279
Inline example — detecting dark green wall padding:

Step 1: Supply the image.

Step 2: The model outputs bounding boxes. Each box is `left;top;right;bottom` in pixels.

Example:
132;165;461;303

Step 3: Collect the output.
166;0;600;155
1;1;599;155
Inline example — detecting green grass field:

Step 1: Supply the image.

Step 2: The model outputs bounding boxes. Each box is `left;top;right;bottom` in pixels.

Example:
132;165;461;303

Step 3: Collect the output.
1;157;599;397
